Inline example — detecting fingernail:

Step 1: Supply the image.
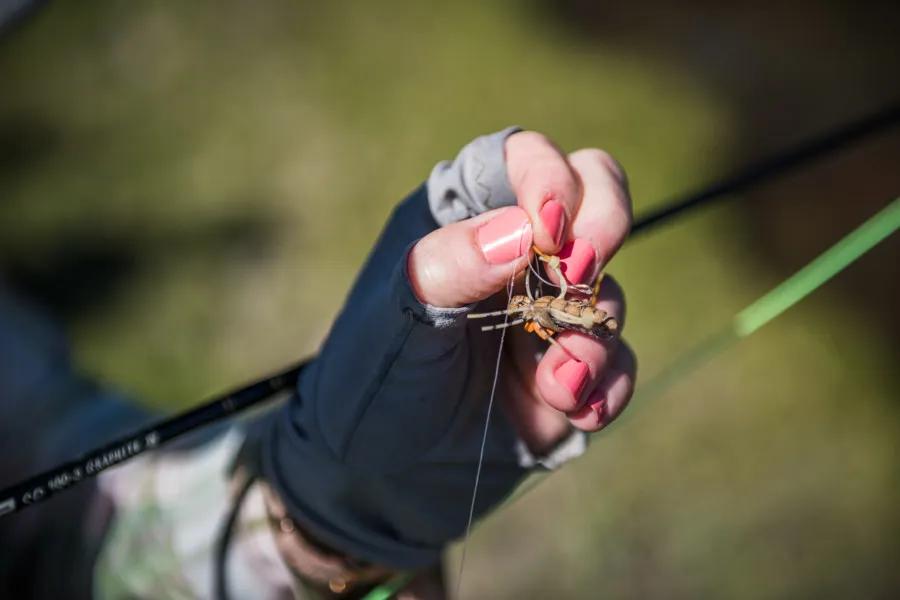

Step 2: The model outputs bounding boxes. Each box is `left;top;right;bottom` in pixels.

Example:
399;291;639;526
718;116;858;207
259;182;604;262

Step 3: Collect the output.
588;394;607;419
539;200;565;247
477;207;533;264
558;238;596;285
555;359;589;400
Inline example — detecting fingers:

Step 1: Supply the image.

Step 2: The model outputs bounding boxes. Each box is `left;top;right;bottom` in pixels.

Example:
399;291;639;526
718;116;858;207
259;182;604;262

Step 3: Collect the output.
411;135;630;309
567;342;637;432
505;131;581;254
407;206;533;308
500;133;636;436
500;342;574;456
555;149;632;288
533;276;626;412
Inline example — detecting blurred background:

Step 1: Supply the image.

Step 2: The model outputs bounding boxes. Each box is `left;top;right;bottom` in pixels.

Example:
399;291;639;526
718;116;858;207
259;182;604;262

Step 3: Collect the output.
1;0;899;597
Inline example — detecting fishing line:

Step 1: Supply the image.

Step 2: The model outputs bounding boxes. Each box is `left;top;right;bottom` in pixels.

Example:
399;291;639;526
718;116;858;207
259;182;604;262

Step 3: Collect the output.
454;252;520;598
527;256;555;290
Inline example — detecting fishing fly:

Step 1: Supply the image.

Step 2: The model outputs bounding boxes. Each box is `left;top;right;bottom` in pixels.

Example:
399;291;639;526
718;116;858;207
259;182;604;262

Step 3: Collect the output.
467;246;618;345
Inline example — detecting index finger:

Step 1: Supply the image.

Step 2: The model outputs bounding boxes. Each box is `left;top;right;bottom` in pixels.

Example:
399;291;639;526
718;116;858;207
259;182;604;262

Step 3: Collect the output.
505;131;582;254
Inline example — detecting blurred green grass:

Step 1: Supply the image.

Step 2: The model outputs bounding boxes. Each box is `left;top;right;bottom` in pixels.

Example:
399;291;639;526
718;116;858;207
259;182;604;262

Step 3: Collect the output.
1;1;897;597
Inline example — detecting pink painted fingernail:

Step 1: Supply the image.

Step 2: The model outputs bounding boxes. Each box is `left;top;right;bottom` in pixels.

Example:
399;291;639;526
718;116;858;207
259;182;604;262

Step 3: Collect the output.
555;359;589;400
477;207;533;264
539;200;565;246
588;394;607;419
558;238;596;285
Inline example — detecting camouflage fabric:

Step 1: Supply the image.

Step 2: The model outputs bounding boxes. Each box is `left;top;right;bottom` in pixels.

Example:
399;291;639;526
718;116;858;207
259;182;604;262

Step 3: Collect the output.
95;429;300;599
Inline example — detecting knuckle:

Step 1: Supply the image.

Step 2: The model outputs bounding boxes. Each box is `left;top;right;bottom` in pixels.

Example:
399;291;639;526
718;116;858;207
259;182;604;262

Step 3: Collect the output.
509;133;582;207
573;148;628;185
522;160;578;201
526;157;577;195
576;148;625;181
506;132;551;175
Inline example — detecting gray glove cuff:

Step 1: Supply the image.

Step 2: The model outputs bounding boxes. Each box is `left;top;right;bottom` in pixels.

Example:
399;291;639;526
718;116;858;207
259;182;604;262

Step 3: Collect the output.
427;126;522;226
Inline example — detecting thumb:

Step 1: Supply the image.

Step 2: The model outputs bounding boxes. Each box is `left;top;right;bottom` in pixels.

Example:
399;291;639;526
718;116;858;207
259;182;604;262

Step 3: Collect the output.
408;206;533;308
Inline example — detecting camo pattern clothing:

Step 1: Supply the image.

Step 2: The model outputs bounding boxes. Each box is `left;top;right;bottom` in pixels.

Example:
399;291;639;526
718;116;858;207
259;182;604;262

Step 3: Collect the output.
94;428;300;599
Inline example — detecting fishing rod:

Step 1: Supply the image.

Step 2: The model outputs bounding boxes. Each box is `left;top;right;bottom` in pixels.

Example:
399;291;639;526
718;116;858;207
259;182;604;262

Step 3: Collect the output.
0;100;897;519
0;363;304;517
631;101;900;236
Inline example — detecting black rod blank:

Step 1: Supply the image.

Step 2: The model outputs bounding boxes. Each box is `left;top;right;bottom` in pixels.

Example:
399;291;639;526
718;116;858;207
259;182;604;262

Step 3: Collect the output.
631;101;900;236
0;363;304;517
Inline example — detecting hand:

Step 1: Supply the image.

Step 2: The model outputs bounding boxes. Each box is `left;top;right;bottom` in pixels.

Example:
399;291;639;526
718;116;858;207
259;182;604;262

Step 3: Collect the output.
408;131;636;452
261;129;638;567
